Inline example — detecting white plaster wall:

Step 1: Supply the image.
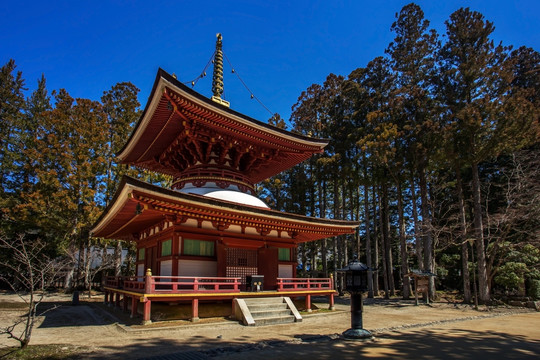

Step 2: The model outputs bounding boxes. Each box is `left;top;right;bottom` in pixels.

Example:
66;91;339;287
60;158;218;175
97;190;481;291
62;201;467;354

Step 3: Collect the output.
178;259;218;277
278;264;293;278
160;260;172;277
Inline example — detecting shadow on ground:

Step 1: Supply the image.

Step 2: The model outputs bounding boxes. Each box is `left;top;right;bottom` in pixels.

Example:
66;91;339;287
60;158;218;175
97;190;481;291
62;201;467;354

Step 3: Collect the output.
79;326;540;359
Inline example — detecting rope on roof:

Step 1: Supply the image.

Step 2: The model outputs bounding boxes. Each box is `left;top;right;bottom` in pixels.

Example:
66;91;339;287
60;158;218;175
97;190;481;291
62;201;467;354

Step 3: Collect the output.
184;51;215;87
223;52;274;118
182;34;276;119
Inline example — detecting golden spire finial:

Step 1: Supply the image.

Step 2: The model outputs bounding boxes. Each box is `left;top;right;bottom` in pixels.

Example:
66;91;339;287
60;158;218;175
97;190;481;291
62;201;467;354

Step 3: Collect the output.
211;33;230;107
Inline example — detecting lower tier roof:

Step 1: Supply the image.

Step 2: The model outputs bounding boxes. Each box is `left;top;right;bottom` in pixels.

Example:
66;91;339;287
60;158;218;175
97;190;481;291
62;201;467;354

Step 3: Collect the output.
91;176;358;244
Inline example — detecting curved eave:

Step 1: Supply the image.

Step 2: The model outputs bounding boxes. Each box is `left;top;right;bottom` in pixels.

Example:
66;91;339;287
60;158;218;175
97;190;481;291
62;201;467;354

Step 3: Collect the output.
91;176;359;243
117;69;328;162
116;69;329;182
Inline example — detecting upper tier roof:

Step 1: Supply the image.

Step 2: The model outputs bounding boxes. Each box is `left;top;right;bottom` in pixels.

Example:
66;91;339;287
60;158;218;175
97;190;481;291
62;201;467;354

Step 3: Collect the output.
117;69;328;183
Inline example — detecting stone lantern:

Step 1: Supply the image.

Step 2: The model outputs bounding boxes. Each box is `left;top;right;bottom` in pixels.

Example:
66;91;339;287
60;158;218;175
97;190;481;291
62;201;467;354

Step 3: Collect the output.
338;255;373;340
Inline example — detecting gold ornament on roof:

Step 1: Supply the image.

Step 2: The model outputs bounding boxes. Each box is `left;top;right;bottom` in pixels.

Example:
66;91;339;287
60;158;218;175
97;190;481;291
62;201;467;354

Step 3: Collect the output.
211;33;230;107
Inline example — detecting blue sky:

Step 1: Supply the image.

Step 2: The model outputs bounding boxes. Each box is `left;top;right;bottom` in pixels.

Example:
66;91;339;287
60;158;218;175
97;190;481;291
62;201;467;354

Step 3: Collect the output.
2;1;538;123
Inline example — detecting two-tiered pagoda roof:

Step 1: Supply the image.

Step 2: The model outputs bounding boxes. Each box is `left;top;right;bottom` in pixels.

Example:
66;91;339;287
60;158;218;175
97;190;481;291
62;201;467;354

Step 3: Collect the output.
92;68;357;242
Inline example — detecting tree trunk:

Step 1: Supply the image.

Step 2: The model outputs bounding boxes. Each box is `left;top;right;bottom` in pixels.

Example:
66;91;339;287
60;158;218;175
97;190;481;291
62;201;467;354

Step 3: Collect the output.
379;185;389;298
63;265;75;290
397;181;411;299
83;242;92;293
471;161;490;303
114;240;122;276
333;175;339;291
382;180;395;297
410;173;422;268
319;179;328;277
419;162;435;299
372;183;380;295
456;163;472;303
364;181;374;298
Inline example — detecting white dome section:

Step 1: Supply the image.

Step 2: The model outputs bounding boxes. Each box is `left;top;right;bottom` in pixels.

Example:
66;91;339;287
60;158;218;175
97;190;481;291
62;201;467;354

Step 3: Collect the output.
178;183;269;208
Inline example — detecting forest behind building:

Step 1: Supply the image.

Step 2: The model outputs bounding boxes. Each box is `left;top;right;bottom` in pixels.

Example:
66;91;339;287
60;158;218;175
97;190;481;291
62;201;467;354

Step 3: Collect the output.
1;3;539;304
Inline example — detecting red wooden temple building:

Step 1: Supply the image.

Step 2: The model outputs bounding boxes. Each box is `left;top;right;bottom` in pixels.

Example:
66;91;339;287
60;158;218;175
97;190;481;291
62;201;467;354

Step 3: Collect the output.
91;34;358;324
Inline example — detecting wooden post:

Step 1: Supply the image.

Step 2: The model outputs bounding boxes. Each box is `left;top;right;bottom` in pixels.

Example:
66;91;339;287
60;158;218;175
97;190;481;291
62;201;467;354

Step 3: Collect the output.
104;291;109;305
142;298;152;324
191;298;200;322
130;296;138;318
329;293;335;310
305;294;312;313
144;268;153;294
115;292;121;308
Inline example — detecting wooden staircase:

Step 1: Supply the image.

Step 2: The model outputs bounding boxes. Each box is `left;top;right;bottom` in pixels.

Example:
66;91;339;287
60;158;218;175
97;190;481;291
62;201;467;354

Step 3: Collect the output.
233;297;302;326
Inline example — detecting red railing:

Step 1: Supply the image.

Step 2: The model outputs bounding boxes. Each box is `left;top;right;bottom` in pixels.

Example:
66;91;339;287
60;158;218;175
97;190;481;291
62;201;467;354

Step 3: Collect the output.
105;276;332;293
105;276;241;294
276;278;333;291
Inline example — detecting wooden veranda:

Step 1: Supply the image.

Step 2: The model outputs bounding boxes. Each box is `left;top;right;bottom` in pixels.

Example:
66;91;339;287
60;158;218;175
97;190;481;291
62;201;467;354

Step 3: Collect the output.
104;271;336;324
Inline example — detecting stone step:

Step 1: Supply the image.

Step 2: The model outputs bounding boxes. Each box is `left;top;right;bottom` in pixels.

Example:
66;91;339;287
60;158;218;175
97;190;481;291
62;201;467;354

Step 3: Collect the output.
251;309;292;319
234;296;301;326
247;303;289;311
253;315;296;326
242;297;285;305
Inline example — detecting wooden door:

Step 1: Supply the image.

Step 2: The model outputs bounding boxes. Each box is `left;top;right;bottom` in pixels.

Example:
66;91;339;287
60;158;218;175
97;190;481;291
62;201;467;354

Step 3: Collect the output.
258;248;278;290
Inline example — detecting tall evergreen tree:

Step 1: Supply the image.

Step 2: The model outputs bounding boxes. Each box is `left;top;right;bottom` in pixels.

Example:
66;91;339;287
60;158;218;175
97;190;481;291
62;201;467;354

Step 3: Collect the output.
385;3;440;299
438;7;538;302
0;60;26;209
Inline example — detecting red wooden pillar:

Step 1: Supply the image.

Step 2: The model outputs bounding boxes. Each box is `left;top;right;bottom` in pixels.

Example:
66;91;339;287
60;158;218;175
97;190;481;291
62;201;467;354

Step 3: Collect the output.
104;291;109;305
305;294;312;312
216;242;227;277
142;298;152;324
329;293;335;310
191;298;200;322
115;292;121;307
172;234;179;276
130;297;138;318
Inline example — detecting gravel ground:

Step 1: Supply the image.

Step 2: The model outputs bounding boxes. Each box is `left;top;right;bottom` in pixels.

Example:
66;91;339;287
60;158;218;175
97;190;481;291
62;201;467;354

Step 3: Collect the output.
1;293;538;359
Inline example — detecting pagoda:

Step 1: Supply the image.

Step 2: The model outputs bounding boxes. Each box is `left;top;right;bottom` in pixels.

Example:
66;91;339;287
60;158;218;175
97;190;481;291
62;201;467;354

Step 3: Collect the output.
92;34;358;323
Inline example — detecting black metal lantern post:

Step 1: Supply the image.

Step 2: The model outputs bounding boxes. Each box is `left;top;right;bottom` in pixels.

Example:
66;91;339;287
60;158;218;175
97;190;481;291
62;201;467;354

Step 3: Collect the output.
339;255;373;340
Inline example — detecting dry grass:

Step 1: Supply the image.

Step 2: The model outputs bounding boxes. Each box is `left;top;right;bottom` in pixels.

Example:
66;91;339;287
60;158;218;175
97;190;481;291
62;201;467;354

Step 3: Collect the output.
0;344;90;359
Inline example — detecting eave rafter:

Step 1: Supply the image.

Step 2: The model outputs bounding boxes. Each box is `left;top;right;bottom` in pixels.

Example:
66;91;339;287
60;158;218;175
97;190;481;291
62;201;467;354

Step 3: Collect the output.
164;87;321;153
158;97;280;175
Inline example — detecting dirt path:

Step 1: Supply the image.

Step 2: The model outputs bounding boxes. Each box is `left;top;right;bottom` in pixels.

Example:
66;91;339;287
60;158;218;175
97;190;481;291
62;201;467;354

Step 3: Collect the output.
1;293;538;359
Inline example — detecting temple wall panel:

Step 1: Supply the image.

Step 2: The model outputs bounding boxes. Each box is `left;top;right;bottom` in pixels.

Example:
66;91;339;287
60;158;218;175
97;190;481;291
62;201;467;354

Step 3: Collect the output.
183;218;199;228
160;260;173;276
226;224;242;234
244;227;259;236
178;259;217;277
201;221;214;230
278;264;293;278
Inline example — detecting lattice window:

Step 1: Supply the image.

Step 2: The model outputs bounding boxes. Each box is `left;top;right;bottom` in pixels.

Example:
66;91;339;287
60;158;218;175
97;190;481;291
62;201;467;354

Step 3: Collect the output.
226;248;257;284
